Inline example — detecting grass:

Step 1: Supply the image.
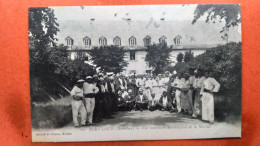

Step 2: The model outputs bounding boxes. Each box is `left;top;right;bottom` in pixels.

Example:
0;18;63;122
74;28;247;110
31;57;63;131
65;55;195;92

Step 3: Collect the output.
31;97;72;129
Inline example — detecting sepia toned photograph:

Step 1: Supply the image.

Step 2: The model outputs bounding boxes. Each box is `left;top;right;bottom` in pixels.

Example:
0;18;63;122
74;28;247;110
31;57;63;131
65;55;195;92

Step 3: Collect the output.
29;4;242;142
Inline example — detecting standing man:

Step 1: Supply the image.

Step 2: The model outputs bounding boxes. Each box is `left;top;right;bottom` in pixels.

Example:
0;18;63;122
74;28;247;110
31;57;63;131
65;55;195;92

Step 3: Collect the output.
93;77;105;123
172;72;184;113
135;88;149;111
179;73;193;115
70;79;87;127
144;76;153;100
137;75;145;90
200;71;220;124
192;69;206;118
83;76;99;125
188;68;196;106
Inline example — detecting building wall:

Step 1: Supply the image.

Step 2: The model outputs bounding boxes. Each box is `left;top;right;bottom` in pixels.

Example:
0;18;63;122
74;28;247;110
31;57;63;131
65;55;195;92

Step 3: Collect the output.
69;49;206;75
123;51;152;76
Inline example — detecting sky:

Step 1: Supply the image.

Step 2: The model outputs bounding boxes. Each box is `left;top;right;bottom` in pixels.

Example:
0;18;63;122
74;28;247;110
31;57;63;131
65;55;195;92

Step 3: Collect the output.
51;5;199;22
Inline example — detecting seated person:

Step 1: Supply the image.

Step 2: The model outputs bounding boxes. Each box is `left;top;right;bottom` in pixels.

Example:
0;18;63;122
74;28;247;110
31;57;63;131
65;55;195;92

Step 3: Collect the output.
135;88;149;111
121;87;129;99
125;89;135;111
117;91;127;111
157;91;175;113
148;93;158;111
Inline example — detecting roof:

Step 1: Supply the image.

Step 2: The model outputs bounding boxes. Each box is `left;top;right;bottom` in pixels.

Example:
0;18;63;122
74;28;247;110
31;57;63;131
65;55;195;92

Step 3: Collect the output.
56;20;241;49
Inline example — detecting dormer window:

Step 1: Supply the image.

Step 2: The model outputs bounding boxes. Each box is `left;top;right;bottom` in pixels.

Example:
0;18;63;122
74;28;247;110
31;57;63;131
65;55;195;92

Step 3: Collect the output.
129;36;136;46
83;36;91;46
99;37;107;46
159;36;167;44
174;35;182;45
143;36;151;47
65;36;73;46
113;36;121;46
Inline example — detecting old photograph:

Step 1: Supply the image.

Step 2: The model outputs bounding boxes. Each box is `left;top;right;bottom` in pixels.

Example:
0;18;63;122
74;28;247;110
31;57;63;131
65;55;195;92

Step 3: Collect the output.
29;4;242;142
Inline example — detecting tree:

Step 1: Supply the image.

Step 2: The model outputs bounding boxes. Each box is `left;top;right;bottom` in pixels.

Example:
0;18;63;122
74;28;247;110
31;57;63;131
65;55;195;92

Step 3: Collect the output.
192;4;241;34
188;42;241;95
145;43;172;75
88;45;128;74
176;53;184;62
184;51;194;63
29;7;59;53
29;7;61;77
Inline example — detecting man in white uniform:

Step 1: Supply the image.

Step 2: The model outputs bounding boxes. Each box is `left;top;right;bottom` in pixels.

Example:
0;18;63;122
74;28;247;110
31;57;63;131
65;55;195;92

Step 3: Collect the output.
172;73;185;113
200;71;220;124
70;79;86;127
83;76;99;125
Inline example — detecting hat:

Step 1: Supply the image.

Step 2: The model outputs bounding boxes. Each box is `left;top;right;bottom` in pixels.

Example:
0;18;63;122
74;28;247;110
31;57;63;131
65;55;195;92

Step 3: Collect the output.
77;79;85;83
184;73;189;76
158;74;162;76
128;89;133;93
99;77;104;81
139;88;143;92
172;70;177;75
118;91;122;94
86;76;93;79
93;74;98;78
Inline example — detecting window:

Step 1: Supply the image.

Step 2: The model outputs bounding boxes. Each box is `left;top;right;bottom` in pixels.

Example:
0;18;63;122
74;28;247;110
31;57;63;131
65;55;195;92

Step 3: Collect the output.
99;37;107;46
113;36;121;46
129;70;136;75
174;35;182;45
129;36;136;46
143;36;151;47
159;36;167;44
130;51;136;60
146;70;152;75
65;36;73;46
83;36;91;46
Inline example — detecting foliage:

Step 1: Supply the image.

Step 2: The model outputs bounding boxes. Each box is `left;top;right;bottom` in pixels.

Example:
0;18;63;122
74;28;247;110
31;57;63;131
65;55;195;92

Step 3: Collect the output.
145;43;172;75
184;51;194;63
29;7;61;77
29;7;59;51
188;42;242;95
170;62;189;73
192;4;241;34
176;52;184;62
88;45;128;74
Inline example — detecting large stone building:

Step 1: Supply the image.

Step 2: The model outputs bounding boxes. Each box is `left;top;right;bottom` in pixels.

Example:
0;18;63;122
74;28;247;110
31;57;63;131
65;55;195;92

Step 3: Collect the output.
56;20;241;75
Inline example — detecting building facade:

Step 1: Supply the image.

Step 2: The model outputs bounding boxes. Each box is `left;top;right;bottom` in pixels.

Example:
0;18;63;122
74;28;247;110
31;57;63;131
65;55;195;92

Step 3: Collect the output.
57;20;241;75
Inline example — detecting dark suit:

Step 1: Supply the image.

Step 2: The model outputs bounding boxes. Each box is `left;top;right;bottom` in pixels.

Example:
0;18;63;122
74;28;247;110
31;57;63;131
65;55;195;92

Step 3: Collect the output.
124;94;135;110
135;94;149;110
118;97;127;111
93;83;105;122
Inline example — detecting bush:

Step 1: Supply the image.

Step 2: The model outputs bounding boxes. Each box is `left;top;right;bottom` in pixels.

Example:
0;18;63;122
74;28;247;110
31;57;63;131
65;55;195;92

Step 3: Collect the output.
31;98;72;129
188;42;242;95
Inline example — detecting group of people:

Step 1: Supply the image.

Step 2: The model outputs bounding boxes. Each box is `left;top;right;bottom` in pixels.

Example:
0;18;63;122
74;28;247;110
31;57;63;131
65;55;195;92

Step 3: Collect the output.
70;69;220;127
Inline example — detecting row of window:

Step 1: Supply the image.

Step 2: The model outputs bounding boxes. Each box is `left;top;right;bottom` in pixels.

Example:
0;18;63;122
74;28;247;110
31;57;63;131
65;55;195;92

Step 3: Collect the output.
65;35;182;47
